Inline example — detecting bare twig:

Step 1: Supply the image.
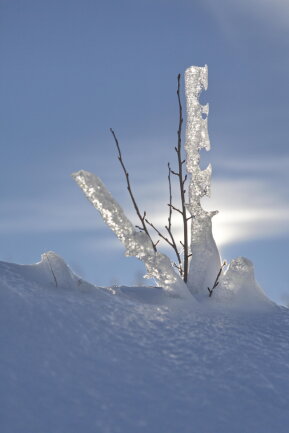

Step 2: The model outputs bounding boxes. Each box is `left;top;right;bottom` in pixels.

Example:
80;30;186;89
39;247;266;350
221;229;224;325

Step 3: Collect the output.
144;166;184;277
145;218;174;248
208;261;227;297
171;170;179;176
154;240;160;248
167;164;173;231
165;163;183;276
110;75;189;278
176;73;189;282
167;204;182;215
110;128;157;252
45;253;58;287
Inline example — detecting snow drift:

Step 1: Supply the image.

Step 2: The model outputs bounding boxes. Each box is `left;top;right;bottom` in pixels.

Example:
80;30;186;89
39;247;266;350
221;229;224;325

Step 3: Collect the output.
0;252;288;433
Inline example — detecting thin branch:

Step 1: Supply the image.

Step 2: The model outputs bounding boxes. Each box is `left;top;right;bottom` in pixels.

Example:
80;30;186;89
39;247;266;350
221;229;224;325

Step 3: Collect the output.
182;174;187;185
176;73;189;282
173;263;183;274
45;253;58;287
171;170;179;176
165;163;183;276
145;219;184;277
110;128;157;252
167;164;173;231
145;219;173;248
135;225;145;231
208;261;227;297
167;203;182;215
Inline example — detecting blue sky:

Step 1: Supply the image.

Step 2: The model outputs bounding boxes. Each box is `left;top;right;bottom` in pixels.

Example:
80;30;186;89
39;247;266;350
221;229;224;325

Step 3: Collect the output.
1;0;289;303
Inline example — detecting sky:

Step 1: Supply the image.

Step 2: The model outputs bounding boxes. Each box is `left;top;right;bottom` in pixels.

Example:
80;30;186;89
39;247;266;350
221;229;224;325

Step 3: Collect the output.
1;0;289;303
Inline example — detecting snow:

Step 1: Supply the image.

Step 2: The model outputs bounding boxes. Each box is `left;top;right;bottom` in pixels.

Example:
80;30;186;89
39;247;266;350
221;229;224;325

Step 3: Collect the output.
1;253;289;433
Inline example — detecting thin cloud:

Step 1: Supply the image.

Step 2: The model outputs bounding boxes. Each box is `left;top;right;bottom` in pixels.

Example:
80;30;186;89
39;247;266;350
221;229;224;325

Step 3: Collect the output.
1;171;288;250
205;0;289;33
138;176;289;247
214;155;289;174
0;198;100;234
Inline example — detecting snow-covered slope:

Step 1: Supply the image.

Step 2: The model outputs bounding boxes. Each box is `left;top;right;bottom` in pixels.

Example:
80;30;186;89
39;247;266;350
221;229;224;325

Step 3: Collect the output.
1;253;289;433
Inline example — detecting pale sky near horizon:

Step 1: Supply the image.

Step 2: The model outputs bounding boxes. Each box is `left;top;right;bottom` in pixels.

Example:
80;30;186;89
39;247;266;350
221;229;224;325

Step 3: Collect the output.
1;0;289;303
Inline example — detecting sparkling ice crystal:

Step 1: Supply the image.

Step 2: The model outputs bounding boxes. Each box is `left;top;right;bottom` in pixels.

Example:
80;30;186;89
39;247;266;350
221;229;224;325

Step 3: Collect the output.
72;170;189;297
185;66;221;295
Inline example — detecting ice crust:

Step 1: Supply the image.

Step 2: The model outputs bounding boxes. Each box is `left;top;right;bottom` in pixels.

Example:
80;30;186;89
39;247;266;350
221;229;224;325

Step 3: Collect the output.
72;170;190;297
185;65;221;294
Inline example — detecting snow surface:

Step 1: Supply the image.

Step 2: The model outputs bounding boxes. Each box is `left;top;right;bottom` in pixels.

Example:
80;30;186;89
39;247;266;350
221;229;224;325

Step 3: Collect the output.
1;252;289;433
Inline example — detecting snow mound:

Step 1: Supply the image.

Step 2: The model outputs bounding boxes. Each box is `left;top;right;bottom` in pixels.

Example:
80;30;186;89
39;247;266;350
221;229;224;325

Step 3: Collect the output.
0;252;272;308
0;252;273;309
0;251;85;291
0;254;288;433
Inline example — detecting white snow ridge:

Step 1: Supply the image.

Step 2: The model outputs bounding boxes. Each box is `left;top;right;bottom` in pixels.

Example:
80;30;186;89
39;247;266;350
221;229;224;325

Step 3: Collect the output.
1;65;289;432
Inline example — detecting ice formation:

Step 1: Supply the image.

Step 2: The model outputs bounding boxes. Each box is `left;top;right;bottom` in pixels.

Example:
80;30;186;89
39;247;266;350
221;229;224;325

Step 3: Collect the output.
184;65;221;295
72;65;265;303
72;170;190;297
217;257;272;307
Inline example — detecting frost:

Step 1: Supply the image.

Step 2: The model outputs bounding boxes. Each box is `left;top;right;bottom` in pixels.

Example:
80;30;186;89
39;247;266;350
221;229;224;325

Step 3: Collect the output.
72;170;190;297
184;65;221;295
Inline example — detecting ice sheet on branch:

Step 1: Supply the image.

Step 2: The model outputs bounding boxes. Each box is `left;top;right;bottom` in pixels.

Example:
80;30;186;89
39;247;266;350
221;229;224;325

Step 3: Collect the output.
185;65;221;295
72;170;189;297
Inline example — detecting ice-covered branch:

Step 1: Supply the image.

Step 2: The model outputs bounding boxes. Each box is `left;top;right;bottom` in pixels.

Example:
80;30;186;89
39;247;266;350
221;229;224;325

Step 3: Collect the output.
72;170;189;297
184;65;221;296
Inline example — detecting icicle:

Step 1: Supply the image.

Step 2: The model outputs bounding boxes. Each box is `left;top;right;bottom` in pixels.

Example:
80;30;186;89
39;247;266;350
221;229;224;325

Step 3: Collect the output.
185;65;221;296
72;170;190;298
